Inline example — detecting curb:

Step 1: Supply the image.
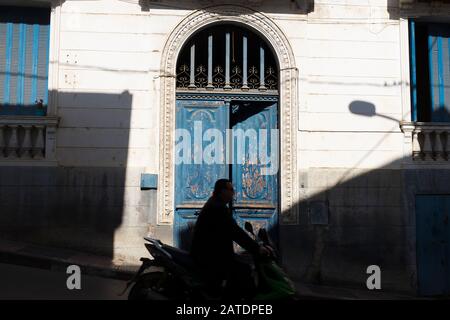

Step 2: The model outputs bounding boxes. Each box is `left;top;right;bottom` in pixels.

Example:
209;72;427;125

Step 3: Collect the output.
0;249;136;281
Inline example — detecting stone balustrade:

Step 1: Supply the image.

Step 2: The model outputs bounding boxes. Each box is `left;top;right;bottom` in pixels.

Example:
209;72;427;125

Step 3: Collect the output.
0;116;58;160
401;122;450;161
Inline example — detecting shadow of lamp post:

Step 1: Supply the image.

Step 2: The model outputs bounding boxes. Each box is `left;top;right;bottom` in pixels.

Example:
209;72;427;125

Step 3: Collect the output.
349;100;400;123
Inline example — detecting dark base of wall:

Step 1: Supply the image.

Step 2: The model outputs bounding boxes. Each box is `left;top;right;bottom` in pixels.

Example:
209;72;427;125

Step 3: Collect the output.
280;168;450;296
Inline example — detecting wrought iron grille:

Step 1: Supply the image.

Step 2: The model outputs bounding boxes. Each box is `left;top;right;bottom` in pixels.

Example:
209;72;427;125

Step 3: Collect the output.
176;25;278;92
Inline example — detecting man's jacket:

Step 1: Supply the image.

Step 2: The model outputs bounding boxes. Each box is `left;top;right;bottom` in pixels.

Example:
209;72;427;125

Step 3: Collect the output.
190;196;260;277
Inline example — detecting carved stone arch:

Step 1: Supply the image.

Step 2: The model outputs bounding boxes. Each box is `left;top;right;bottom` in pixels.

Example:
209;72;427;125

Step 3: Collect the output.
158;5;299;227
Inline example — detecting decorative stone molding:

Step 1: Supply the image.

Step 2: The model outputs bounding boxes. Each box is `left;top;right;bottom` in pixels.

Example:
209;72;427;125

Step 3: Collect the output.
157;5;299;225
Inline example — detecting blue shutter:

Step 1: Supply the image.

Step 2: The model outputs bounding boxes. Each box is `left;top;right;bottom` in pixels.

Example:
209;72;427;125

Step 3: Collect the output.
9;23;19;106
37;23;50;108
428;24;450;122
410;21;418;121
0;6;50;115
0;22;8;103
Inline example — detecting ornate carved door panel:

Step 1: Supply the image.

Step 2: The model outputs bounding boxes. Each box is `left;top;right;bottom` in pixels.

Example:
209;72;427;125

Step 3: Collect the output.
231;101;278;251
174;99;230;249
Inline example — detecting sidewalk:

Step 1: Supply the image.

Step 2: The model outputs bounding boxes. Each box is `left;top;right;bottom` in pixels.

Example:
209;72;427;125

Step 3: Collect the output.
0;239;137;281
0;238;419;300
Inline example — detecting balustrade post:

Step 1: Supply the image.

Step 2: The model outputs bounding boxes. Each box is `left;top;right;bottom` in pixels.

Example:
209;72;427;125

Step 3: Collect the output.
0;126;5;157
6;125;19;158
33;125;45;159
433;131;444;160
412;131;421;160
422;131;433;160
443;131;450;160
21;125;32;158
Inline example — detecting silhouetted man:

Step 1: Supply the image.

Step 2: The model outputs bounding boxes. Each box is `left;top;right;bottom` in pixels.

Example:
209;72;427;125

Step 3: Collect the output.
190;179;269;299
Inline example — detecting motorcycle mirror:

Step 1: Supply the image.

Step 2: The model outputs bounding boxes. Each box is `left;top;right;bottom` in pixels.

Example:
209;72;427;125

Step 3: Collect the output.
244;222;254;235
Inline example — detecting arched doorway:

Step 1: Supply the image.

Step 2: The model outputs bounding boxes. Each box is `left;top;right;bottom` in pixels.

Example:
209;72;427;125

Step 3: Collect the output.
157;6;299;246
173;24;280;250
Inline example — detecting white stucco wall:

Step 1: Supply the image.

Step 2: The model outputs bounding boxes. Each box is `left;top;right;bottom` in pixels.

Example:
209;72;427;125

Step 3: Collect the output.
53;0;409;172
276;1;405;172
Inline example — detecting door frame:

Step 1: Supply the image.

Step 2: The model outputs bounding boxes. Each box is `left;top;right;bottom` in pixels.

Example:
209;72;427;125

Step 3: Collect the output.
157;6;299;233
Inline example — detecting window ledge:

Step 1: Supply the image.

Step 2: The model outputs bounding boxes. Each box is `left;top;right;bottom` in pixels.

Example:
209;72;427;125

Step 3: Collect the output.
0;115;58;125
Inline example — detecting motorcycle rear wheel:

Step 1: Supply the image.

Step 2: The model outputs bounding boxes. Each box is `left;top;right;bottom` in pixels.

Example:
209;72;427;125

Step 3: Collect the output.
128;271;174;300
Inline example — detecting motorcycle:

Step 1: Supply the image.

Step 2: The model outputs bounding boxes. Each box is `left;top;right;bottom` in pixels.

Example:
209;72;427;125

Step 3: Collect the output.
122;222;297;300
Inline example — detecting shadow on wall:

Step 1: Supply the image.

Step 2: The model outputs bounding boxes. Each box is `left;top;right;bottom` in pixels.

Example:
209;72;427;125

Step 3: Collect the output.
386;0;402;20
278;101;450;295
0;89;147;262
138;0;315;14
386;0;450;20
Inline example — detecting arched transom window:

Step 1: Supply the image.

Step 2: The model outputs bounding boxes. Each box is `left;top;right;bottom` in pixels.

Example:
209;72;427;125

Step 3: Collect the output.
176;24;278;92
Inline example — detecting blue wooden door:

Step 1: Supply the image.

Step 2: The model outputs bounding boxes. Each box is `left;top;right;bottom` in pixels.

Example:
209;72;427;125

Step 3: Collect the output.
174;99;279;251
174;100;230;249
416;195;450;296
231;102;278;251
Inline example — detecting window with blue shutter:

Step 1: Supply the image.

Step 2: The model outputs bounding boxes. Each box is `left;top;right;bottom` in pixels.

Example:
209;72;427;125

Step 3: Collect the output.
0;6;50;116
410;21;450;122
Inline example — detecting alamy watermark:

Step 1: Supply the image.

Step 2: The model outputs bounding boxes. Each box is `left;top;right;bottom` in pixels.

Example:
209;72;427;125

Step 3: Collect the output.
66;265;81;290
175;121;279;176
366;265;381;290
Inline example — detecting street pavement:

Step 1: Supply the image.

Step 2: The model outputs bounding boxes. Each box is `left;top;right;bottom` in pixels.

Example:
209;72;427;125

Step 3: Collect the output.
0;262;127;300
0;239;419;300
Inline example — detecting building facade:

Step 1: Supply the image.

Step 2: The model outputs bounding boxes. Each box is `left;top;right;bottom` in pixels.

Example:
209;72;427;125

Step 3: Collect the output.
1;0;450;296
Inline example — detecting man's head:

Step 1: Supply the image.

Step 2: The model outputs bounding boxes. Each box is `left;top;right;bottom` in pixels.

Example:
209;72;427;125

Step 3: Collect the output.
212;179;235;203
